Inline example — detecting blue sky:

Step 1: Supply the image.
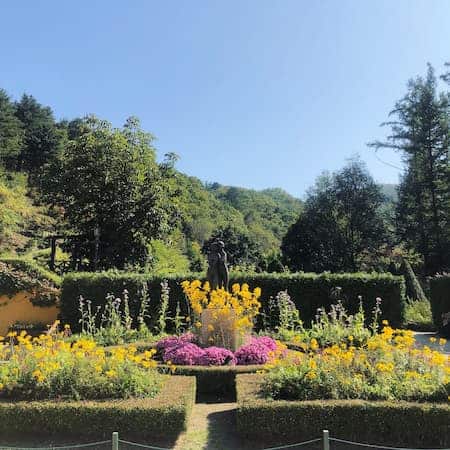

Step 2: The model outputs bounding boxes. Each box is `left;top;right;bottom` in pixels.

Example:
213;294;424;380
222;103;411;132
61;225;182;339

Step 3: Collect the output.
1;0;449;198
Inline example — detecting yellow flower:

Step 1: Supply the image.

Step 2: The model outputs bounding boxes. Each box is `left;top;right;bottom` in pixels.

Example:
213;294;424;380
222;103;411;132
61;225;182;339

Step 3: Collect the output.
439;338;446;346
105;370;116;378
430;337;437;343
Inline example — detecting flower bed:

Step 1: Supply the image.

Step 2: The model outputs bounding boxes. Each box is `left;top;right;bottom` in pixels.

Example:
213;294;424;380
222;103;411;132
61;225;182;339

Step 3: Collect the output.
0;331;163;400
262;327;449;402
156;334;286;366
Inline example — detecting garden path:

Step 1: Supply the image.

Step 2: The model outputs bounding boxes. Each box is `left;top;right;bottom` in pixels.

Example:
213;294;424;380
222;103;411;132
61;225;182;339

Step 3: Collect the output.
413;332;450;354
173;402;246;450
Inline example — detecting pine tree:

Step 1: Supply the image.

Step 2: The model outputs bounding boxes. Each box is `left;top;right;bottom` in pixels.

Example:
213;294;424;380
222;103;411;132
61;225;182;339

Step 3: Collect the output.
371;65;450;274
14;94;62;176
0;89;23;170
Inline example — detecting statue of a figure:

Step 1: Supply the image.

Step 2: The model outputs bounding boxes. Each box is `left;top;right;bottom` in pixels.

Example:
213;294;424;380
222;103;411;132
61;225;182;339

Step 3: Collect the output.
207;239;229;291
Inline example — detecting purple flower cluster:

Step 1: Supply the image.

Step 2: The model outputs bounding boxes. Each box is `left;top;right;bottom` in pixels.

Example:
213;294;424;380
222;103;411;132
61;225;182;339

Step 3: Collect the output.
156;335;278;366
156;333;196;353
235;336;278;365
197;347;237;366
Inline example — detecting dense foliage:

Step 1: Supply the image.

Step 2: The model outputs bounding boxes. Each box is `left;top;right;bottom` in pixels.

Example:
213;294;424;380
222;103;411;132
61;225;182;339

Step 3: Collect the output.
0;62;449;280
282;159;390;272
371;65;450;276
0;258;60;306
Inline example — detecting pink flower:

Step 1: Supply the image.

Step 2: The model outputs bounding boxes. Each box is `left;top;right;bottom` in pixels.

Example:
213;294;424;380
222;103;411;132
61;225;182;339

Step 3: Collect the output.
197;347;236;366
235;336;277;365
163;342;205;365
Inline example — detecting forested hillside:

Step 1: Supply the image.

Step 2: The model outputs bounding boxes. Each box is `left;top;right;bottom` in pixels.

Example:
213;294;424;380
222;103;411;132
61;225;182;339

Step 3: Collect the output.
0;89;302;273
1;60;450;278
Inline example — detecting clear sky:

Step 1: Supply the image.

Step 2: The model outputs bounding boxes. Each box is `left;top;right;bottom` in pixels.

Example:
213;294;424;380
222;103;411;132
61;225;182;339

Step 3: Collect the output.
1;0;449;198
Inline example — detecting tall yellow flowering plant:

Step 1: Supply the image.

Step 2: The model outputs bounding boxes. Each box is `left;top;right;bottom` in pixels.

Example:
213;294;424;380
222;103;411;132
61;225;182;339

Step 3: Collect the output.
181;280;261;349
0;330;161;400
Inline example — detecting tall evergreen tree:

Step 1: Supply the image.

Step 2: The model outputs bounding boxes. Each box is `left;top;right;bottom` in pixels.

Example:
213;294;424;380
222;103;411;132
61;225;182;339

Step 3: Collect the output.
370;65;450;274
0;89;23;170
14;94;62;177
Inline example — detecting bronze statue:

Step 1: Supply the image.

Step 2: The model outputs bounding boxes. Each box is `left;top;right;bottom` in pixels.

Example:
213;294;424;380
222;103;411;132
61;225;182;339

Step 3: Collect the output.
207;239;229;290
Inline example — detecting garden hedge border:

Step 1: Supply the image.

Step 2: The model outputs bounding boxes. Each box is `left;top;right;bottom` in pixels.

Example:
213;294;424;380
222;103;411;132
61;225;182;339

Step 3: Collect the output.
60;271;406;330
236;374;450;447
430;275;450;336
159;364;263;398
0;375;196;443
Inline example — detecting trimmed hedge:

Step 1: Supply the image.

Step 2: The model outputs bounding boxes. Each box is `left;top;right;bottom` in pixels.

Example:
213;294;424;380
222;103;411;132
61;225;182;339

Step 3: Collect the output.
159;364;262;399
236;374;450;447
60;271;406;330
430;275;450;336
0;375;195;443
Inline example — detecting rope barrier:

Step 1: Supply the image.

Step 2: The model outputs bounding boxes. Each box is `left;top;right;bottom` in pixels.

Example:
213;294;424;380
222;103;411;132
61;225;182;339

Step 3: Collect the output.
1;432;449;450
260;438;322;450
117;440;169;450
330;437;450;450
0;441;111;450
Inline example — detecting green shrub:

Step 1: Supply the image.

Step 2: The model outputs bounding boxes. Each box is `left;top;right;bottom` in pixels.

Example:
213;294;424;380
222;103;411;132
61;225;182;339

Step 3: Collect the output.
430;275;450;336
0;376;196;442
237;374;450;447
404;299;435;331
0;258;61;306
60;271;406;331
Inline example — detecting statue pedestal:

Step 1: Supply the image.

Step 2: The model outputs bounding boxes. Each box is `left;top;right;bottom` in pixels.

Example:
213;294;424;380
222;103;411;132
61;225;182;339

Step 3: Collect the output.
200;309;250;351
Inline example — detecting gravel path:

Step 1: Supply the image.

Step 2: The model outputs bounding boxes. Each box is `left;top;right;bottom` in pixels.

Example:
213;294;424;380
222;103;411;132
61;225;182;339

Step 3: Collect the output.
413;331;450;354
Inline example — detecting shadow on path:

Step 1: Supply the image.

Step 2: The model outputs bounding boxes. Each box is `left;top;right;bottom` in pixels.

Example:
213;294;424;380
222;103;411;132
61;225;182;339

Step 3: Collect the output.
174;402;247;450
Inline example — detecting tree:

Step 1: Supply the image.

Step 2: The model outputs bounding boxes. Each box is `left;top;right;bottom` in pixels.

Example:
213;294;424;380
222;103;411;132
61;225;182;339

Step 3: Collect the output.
14;94;62;177
0;89;23;170
41;116;177;270
371;65;450;274
282;160;388;272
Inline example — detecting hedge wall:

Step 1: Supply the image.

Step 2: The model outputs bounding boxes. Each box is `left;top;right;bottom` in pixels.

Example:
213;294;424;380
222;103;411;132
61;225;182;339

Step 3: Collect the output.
236;374;450;447
0;375;195;444
430;274;450;336
60;271;406;331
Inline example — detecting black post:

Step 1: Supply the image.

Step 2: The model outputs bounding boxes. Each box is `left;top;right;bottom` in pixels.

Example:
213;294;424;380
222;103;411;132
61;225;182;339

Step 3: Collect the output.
49;236;57;271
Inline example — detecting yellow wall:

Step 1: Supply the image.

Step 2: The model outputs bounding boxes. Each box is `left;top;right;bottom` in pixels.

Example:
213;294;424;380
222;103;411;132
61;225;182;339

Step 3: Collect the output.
0;291;59;335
